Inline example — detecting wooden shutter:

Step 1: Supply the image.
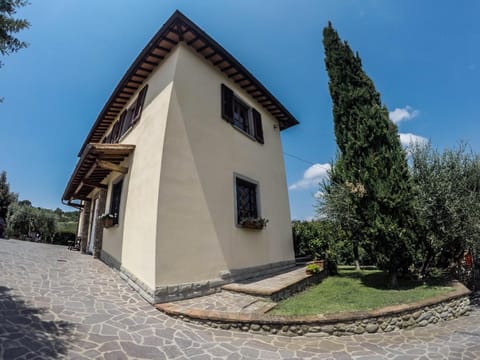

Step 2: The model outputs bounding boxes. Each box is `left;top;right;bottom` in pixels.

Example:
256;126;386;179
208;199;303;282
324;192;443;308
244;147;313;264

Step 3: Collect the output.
221;84;234;123
109;179;123;225
104;132;112;144
118;111;128;138
252;108;264;144
111;121;120;143
132;85;149;124
125;107;134;128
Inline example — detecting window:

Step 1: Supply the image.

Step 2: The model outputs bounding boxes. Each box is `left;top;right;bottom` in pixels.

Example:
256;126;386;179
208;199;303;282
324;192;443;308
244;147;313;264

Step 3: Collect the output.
221;84;264;144
235;176;259;224
109;179;123;225
103;85;148;144
233;98;250;134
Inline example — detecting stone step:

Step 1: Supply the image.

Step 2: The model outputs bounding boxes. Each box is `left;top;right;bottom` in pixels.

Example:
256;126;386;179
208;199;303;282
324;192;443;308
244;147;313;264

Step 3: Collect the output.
222;265;326;302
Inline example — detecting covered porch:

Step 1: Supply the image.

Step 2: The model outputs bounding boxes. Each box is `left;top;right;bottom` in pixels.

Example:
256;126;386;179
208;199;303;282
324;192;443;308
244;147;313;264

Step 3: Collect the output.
62;143;135;256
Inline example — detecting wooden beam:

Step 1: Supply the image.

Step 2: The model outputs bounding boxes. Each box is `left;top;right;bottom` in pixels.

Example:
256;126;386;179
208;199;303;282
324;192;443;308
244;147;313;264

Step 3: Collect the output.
187;35;200;45
74;182;84;195
162;36;178;45
174;23;184;42
235;77;247;83
83;181;108;189
96;160;128;174
156;45;171;52
196;44;209;53
143;60;159;66
205;51;217;60
138;64;153;71
147;53;164;60
85;163;98;180
221;65;234;72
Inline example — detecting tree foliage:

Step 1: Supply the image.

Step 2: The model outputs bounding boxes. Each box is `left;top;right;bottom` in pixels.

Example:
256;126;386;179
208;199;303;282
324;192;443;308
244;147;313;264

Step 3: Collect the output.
0;170;17;219
321;23;417;286
292;220;336;259
411;142;480;273
0;0;29;65
6;202;57;241
0;0;29;102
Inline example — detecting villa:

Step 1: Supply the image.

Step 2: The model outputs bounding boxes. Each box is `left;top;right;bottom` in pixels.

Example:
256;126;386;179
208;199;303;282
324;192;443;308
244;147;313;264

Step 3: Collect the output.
62;10;299;303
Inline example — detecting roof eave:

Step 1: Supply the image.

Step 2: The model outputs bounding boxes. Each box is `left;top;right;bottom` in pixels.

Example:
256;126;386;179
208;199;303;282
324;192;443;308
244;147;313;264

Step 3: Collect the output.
77;10;299;157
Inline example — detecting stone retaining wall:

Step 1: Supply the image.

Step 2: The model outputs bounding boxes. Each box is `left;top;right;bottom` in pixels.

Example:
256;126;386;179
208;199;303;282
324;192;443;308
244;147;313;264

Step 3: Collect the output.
157;282;471;337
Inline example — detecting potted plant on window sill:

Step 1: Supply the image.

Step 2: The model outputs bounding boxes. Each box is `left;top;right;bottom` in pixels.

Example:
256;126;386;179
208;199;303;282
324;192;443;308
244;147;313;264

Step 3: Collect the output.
99;213;115;229
239;217;269;230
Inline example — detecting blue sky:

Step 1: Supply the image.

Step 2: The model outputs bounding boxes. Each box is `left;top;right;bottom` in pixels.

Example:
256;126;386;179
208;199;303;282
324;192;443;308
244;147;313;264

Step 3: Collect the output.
1;1;480;219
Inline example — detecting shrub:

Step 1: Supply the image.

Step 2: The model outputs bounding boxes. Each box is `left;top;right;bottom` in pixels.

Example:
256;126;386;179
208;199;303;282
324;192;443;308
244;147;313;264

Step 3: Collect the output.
306;263;321;274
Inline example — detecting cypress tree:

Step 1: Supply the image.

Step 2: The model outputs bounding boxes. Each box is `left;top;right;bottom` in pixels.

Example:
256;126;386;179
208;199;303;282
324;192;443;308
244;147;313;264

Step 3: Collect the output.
322;23;416;286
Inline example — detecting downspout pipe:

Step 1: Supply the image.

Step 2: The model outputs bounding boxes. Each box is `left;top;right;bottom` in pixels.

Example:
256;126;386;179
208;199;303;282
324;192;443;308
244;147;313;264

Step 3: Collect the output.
61;199;84;210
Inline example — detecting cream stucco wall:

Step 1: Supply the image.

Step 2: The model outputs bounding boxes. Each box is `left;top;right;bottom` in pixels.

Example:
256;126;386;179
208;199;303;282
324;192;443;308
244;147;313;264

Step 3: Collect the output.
96;43;294;292
100;48;179;291
155;44;294;286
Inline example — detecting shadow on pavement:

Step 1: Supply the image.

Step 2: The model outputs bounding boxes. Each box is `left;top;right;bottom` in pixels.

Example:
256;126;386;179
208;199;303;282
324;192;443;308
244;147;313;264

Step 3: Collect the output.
0;286;75;359
471;292;480;308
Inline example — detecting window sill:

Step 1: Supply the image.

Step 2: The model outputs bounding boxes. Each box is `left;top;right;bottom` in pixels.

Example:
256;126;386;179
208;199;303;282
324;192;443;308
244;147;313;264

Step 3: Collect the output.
238;223;264;230
231;124;262;145
117;122;137;143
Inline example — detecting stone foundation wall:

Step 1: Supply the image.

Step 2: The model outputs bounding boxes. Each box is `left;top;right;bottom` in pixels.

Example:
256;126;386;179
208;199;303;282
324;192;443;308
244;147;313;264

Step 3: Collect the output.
159;284;471;337
154;260;296;303
100;249;296;304
100;250;156;304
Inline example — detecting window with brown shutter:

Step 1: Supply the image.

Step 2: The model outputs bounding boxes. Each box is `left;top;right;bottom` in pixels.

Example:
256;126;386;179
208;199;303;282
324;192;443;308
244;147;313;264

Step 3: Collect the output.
110;179;123;225
252;108;264;144
118;110;128;138
111;121;121;143
233;98;250;133
221;84;264;144
133;85;148;124
104;131;112;144
221;84;234;123
123;107;133;128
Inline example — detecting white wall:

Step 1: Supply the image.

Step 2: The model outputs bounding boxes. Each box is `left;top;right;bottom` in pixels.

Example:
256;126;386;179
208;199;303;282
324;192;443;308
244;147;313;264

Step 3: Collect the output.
98;43;294;290
155;44;294;286
100;48;179;290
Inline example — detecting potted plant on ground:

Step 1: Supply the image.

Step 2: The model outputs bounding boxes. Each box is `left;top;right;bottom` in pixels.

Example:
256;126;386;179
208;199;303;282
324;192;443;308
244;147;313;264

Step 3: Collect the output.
99;213;115;229
306;263;321;275
239;217;269;230
313;253;325;270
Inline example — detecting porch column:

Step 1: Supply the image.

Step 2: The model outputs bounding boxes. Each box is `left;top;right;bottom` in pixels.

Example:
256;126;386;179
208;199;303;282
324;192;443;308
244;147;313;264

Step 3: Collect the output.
80;200;91;253
93;189;107;259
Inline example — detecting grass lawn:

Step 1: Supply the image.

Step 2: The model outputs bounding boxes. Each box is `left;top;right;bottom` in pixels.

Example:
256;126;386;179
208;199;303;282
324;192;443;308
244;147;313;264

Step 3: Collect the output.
269;268;454;316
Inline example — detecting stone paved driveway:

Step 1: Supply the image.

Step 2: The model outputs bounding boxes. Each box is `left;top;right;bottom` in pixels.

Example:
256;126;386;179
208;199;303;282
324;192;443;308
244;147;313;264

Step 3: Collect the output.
1;239;480;360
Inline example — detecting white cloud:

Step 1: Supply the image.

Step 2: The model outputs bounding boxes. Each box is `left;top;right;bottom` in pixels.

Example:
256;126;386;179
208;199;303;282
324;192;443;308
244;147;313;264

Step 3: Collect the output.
389;106;419;124
399;133;428;147
289;163;331;190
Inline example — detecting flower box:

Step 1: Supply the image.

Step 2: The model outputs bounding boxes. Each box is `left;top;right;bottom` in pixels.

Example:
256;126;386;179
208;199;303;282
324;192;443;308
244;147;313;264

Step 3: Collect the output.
99;214;115;229
239;217;269;230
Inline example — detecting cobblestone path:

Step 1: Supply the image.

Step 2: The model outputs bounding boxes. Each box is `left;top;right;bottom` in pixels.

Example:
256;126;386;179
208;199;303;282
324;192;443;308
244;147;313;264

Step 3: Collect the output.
1;239;479;359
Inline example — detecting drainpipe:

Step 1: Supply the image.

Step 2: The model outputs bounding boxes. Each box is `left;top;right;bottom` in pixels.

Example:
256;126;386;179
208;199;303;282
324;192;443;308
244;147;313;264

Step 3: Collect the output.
61;199;84;209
